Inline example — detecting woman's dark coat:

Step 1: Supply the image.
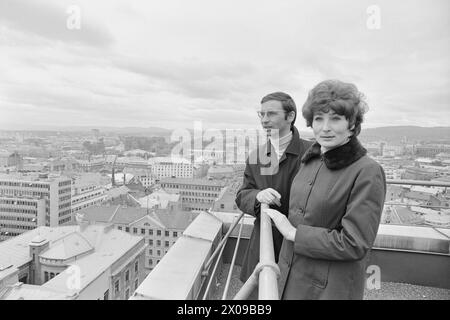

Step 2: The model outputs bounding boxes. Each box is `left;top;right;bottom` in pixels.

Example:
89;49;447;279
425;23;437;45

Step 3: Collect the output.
278;137;386;300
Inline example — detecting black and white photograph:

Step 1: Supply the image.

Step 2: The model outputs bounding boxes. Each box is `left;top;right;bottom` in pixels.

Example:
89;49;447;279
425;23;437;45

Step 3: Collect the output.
0;0;449;307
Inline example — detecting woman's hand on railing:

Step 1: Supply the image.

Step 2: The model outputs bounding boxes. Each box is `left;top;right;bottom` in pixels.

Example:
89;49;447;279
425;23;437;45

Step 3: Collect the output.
265;208;296;242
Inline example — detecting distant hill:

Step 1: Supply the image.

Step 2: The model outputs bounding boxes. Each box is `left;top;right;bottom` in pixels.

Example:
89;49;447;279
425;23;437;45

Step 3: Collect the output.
2;125;449;143
359;126;450;143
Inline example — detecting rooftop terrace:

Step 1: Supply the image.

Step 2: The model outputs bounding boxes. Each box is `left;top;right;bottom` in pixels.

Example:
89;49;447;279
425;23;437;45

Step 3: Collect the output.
131;180;450;300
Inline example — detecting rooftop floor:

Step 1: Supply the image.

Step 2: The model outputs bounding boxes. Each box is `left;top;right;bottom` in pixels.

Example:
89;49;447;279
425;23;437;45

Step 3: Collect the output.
212;264;450;300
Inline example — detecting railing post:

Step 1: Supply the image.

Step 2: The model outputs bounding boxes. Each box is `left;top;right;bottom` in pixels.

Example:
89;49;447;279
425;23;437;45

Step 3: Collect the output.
258;203;279;299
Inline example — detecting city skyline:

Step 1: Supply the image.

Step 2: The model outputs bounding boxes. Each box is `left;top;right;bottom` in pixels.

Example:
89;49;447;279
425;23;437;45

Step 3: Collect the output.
1;0;449;131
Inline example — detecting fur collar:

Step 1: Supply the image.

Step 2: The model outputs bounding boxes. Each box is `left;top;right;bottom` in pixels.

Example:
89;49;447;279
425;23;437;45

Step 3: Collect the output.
301;136;367;170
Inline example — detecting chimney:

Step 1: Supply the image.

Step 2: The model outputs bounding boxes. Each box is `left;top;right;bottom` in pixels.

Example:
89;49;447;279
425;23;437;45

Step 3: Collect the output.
75;212;89;232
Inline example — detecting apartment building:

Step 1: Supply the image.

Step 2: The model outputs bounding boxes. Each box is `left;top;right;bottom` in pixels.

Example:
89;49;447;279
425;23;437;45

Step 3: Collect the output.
81;205;198;273
0;173;72;241
149;157;193;179
159;178;226;211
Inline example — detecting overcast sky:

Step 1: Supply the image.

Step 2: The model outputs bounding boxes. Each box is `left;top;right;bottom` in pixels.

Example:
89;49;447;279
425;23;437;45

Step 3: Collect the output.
0;0;449;132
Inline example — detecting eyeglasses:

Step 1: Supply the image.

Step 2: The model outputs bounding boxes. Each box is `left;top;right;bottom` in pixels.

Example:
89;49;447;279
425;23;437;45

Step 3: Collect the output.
257;111;287;119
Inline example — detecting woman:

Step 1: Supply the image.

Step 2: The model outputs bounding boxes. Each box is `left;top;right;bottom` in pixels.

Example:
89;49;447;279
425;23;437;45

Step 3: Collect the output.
265;79;386;300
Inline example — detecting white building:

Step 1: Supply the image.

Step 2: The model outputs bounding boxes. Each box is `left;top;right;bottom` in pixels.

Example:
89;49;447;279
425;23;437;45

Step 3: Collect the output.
0;224;147;300
0;173;72;240
123;168;155;188
71;174;108;217
149;157;193;179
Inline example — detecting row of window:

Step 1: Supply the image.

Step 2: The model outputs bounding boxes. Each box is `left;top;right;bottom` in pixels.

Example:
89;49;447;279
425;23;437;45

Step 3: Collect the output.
60;195;71;202
72;192;104;204
0;224;34;230
147;239;172;248
148;259;160;266
114;260;140;298
58;187;71;195
183;197;215;203
0;181;49;189
58;209;71;217
58;202;71;210
0;215;36;222
0;207;38;214
0;199;38;206
59;216;71;224
0;189;48;198
181;191;219;197
58;180;72;187
117;226;178;238
162;183;221;191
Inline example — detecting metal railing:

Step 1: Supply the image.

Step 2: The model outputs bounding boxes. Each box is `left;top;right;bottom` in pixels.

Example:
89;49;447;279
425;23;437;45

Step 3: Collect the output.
385;179;450;188
257;203;279;299
222;215;245;299
199;211;245;299
233;203;279;300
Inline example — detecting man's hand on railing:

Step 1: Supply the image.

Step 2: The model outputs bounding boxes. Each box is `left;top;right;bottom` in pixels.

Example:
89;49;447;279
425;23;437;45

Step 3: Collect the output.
265;208;296;242
256;188;281;206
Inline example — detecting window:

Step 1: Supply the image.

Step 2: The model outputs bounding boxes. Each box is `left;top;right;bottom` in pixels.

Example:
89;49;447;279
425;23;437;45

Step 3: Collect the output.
141;228;145;234
157;250;161;256
104;289;109;300
115;280;120;294
118;226;122;230
134;279;139;291
125;289;130;300
44;271;49;282
157;230;161;236
134;261;138;273
133;228;138;234
50;272;55;279
149;239;153;246
149;249;153;255
220;204;225;209
165;230;169;237
173;231;178;237
157;240;161;247
149;259;153;265
165;241;169;247
125;270;130;282
125;227;130;232
149;229;153;235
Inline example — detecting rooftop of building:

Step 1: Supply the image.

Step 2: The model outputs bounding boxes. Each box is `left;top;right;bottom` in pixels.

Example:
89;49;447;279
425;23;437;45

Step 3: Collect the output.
0;224;145;299
132;209;450;300
0;172;70;183
137;191;180;209
1;283;71;300
70;172;111;189
105;185;130;198
81;205;199;230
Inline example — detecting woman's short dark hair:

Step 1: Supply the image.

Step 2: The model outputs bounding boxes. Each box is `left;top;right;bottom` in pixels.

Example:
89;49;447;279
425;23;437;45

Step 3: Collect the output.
301;80;368;136
261;92;297;129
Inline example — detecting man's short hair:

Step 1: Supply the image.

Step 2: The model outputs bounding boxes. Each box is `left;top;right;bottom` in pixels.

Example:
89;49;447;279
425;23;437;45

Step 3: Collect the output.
261;92;297;128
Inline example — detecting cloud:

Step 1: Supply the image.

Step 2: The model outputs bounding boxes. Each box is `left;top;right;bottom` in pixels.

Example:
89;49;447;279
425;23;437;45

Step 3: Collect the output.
0;0;448;130
0;0;114;47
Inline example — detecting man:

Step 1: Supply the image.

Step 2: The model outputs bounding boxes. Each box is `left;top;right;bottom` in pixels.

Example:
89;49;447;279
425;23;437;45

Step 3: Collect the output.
235;92;312;296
